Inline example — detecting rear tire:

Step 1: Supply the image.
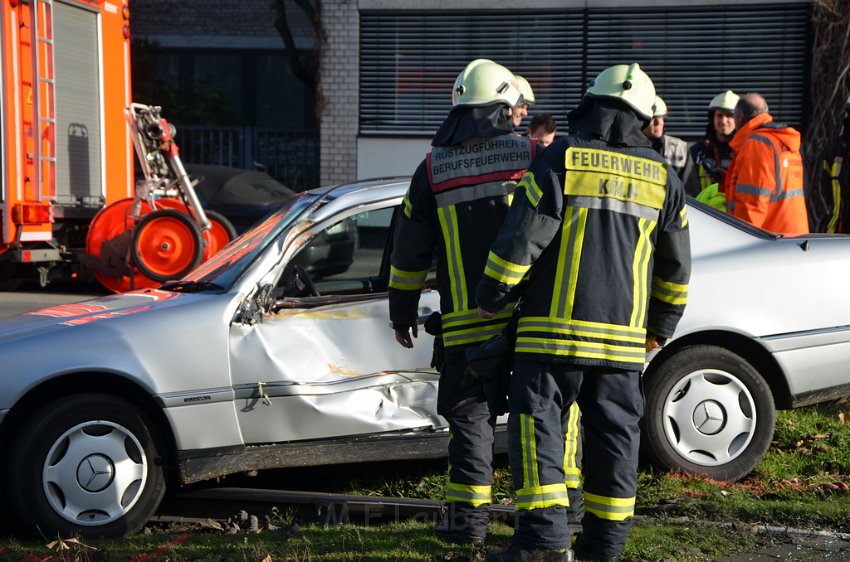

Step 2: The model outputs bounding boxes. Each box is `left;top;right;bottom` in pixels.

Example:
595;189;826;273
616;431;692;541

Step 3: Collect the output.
6;394;167;538
642;345;775;482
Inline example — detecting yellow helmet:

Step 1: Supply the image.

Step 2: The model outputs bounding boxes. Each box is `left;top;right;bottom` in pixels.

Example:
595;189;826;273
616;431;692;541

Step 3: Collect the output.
514;75;535;106
709;90;740;112
586;63;656;119
653;96;668;118
452;59;523;108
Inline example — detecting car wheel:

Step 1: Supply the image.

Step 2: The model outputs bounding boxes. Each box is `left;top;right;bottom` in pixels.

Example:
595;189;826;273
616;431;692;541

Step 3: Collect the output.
6;394;167;538
642;345;775;482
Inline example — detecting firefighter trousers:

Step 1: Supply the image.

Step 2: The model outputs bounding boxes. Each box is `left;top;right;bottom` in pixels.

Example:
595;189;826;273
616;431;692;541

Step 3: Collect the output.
507;359;643;556
436;348;497;537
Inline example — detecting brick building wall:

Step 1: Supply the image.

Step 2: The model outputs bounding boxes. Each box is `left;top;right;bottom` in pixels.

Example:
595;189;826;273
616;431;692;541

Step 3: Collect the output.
319;0;358;185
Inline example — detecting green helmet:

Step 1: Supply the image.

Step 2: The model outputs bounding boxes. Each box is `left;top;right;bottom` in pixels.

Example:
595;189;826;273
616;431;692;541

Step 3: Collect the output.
709;90;740;112
452;59;522;108
653;95;668;118
586;63;656;119
514;75;535;106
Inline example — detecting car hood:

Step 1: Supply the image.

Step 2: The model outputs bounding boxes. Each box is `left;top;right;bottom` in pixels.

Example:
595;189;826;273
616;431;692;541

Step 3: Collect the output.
0;289;204;343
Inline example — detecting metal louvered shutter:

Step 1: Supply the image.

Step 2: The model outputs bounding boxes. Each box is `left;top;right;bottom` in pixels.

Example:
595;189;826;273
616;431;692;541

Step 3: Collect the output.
359;4;809;139
586;4;810;137
54;1;102;203
360;11;583;136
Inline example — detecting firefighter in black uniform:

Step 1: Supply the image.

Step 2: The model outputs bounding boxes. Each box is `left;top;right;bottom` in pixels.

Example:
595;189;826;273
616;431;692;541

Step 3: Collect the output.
388;59;536;546
477;64;691;562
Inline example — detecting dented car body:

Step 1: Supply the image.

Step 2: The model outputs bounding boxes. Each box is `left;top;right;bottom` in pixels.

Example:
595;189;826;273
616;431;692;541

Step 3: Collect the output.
3;177;850;539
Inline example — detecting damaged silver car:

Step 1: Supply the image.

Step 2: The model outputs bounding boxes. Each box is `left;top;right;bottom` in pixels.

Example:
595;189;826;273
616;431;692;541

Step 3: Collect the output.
2;177;850;539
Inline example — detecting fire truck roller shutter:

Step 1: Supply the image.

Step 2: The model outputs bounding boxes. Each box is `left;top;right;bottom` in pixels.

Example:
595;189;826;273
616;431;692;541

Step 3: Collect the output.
54;1;102;205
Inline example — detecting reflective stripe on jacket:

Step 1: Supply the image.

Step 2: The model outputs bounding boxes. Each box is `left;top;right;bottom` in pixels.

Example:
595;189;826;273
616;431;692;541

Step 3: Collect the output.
476;136;691;369
389;134;535;348
724;112;808;234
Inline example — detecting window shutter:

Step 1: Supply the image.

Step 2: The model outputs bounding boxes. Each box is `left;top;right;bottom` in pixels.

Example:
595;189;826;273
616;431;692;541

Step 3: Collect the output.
360;4;809;138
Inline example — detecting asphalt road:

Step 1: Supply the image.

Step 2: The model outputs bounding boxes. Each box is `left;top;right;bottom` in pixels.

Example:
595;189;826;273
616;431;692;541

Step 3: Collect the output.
0;280;107;318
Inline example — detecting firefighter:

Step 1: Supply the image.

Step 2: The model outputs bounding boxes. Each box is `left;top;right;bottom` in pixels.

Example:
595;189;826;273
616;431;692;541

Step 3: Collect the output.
690;90;740;190
388;59;536;546
476;63;691;562
817;97;850;233
644;96;700;196
724;93;809;234
512;75;535;129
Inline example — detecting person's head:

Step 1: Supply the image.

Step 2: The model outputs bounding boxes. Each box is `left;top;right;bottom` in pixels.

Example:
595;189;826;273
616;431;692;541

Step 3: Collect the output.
528;114;557;146
585;63;656;123
643;95;667;140
451;59;523;110
511;75;535;128
733;93;769;129
708;90;740;141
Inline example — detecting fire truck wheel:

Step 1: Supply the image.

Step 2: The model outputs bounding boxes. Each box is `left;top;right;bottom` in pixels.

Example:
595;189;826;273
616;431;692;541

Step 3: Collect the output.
6;394;167;539
202;210;238;260
131;209;203;283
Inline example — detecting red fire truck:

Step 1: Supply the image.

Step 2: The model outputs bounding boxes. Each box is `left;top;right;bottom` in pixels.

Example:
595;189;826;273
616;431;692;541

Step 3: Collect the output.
1;0;233;293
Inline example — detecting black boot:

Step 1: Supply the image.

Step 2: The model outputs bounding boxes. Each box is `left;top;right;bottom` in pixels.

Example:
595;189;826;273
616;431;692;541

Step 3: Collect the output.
485;546;574;562
572;533;620;562
434;503;488;546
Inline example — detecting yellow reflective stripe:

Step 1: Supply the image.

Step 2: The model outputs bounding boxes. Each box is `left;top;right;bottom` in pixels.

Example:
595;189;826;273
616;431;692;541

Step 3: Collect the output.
516;483;569;510
520;172;543;208
446;481;493;507
388;265;429;291
679;205;688;228
584;492;635;521
651;275;688;305
484;251;531;285
827;160;841;234
515;337;646;364
402;194;413;218
443;306;515;326
438;206;468;311
629;218;656;328
519;317;646;340
551;206;587;319
443;325;506;347
563;403;581;485
521;413;539;491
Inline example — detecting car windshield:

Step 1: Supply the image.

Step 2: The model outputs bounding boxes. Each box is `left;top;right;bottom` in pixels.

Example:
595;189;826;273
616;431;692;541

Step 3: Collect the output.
175;186;338;290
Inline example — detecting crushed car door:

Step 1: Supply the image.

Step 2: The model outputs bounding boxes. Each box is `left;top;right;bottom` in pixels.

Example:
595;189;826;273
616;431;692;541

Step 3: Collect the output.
228;206;444;445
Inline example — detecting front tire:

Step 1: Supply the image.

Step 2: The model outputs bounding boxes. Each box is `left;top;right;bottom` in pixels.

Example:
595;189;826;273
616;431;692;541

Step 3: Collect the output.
642;345;775;482
6;394;167;538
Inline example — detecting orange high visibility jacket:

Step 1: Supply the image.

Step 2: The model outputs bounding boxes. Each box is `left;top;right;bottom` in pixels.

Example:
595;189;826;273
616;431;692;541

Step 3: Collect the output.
724;112;809;234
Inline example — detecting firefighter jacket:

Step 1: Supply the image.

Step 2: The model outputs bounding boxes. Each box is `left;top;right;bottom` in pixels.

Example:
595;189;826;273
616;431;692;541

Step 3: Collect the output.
651;134;700;196
724;112;809;234
475;102;691;370
389;126;536;349
690;126;734;190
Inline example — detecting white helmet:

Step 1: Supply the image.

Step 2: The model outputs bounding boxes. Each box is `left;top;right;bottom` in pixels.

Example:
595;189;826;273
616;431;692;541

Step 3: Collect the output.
452;59;523;108
514;75;535;106
653;95;668;118
709;90;740;112
586;63;656;119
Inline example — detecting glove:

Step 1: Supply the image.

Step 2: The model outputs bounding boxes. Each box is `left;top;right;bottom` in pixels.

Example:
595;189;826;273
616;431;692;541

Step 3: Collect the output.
423;312;444;371
463;334;512;416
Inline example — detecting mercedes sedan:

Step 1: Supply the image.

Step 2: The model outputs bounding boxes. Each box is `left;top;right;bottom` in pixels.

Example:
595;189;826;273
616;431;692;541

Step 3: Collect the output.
1;177;849;539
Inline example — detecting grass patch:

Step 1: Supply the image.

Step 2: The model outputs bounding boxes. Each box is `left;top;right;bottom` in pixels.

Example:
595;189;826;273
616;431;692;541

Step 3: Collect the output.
1;401;849;561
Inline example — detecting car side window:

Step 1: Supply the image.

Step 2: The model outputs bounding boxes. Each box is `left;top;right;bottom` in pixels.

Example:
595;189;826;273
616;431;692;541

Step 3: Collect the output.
283;207;396;297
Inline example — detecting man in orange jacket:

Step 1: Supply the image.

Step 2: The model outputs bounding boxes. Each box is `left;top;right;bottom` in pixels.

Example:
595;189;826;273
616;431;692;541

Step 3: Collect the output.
724;93;809;234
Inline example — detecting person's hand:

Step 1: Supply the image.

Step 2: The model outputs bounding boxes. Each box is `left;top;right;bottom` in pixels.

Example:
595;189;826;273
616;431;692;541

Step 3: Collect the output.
478;307;496;319
645;336;660;352
395;324;418;348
